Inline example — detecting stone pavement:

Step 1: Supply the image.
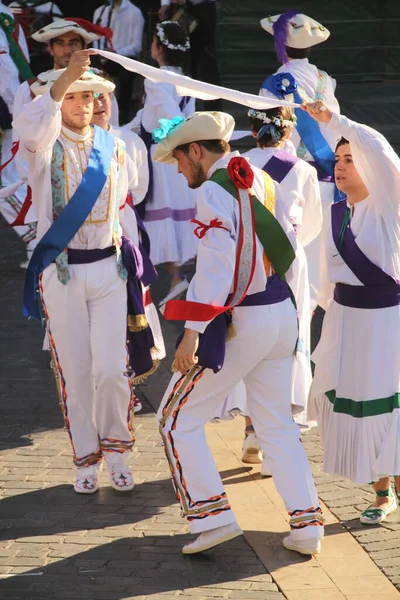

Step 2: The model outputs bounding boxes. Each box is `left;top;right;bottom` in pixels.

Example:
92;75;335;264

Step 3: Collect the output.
1;223;400;600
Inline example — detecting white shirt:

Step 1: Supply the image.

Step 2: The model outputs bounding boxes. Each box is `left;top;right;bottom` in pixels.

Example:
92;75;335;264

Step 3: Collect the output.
110;124;149;204
12;83;119;184
260;58;340;158
0;2;30;114
185;151;296;333
244;146;322;248
93;0;144;57
318;113;400;310
140;66;196;133
13;90;138;249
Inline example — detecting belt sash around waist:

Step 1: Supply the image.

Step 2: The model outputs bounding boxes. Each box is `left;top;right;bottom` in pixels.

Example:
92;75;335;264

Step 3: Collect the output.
66;246;116;264
334;282;400;309
191;274;291;374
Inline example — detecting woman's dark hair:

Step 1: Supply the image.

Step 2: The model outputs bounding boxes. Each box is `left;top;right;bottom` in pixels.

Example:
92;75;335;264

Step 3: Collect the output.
335;136;350;151
249;106;295;149
155;21;190;68
175;139;231;155
285;46;311;60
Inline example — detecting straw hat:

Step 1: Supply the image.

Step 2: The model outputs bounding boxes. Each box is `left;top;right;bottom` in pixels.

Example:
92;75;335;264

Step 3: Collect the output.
153;111;235;164
30;68;115;96
261;12;330;49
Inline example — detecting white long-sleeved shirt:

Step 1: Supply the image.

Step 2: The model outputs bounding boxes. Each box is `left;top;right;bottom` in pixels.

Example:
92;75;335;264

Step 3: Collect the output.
0;2;30;114
318;112;400;310
13;90;137;249
111;125;148;206
244;146;322;248
93;0;144;57
185;151;296;333
260;58;340;158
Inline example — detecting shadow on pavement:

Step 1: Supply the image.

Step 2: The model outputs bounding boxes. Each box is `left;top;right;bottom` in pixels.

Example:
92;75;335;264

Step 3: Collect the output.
0;524;346;599
0;479;177;543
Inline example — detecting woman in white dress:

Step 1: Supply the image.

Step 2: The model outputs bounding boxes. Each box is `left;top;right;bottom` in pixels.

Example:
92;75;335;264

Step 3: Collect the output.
140;21;198;305
306;100;400;525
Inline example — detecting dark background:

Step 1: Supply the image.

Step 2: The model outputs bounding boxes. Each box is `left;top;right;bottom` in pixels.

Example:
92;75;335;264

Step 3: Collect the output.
48;0;400;85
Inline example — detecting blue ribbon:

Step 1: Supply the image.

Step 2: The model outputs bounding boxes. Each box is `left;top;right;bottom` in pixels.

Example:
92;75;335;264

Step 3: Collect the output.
261;73;341;202
23;125;115;321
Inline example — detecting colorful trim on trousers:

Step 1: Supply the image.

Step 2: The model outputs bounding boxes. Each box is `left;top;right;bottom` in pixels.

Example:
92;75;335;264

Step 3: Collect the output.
289;506;324;530
39;278;134;467
159;366;232;521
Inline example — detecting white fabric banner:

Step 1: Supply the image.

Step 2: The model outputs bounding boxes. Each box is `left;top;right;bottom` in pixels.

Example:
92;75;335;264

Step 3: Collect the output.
95;50;300;110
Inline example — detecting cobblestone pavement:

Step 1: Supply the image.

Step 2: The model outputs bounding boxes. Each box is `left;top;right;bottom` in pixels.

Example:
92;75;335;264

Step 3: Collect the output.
2;76;400;596
0;226;285;600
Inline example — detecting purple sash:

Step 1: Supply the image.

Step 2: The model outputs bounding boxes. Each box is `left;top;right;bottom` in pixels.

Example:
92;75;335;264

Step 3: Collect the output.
178;274;291;373
331;201;400;309
262;149;298;183
67;246;116;264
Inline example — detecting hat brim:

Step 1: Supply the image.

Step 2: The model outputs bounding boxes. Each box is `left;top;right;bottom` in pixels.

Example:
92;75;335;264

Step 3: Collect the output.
31;78;115;96
153;112;235;165
32;24;100;44
260;15;330;48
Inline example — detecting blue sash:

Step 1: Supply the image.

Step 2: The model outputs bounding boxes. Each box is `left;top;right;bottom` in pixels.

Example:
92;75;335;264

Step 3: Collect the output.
261;73;340;200
23;125;115;321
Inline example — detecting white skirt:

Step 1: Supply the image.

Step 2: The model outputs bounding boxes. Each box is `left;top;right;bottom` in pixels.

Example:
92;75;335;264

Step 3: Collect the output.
308;299;400;483
144;147;198;266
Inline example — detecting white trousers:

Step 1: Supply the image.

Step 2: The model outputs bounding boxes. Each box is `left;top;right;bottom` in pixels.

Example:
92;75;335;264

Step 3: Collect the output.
158;299;324;540
0;130;36;249
41;256;134;468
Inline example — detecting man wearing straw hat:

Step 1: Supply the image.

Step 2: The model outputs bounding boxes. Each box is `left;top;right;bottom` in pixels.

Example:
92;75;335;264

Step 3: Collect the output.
7;18;118;268
154;110;324;556
13;50;160;494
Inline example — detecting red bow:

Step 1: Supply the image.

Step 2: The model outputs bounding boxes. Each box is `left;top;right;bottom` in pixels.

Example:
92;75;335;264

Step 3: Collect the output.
191;218;229;239
65;18;114;51
0;141;19;173
227;156;254;190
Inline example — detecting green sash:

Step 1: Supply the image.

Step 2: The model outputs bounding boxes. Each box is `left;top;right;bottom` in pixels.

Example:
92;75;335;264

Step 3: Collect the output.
209;169;295;277
0;13;34;82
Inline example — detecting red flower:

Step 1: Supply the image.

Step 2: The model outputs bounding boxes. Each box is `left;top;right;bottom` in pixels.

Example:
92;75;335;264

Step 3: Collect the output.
227;157;254;190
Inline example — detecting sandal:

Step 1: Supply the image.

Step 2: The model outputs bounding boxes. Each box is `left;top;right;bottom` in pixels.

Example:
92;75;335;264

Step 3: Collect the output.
360;487;397;525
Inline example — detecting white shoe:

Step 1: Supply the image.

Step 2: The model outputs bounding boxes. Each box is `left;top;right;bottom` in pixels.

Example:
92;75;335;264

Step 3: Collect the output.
74;473;99;494
182;523;243;555
159;278;189;306
241;433;263;464
283;534;321;555
109;466;134;491
260;457;272;478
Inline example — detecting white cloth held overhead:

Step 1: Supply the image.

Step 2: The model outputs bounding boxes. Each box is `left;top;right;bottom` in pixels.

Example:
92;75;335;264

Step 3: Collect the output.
95;49;300;110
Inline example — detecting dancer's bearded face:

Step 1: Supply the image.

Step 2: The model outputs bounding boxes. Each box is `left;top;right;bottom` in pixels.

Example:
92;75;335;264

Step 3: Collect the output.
173;148;207;189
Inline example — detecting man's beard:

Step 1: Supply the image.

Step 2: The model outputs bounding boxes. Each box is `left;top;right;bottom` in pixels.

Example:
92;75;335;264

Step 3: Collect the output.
62;114;91;133
187;160;207;189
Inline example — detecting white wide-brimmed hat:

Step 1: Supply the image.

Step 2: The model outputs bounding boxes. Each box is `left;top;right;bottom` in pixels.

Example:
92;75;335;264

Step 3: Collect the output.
31;68;116;96
153;111;235;164
261;12;330;49
32;18;107;44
